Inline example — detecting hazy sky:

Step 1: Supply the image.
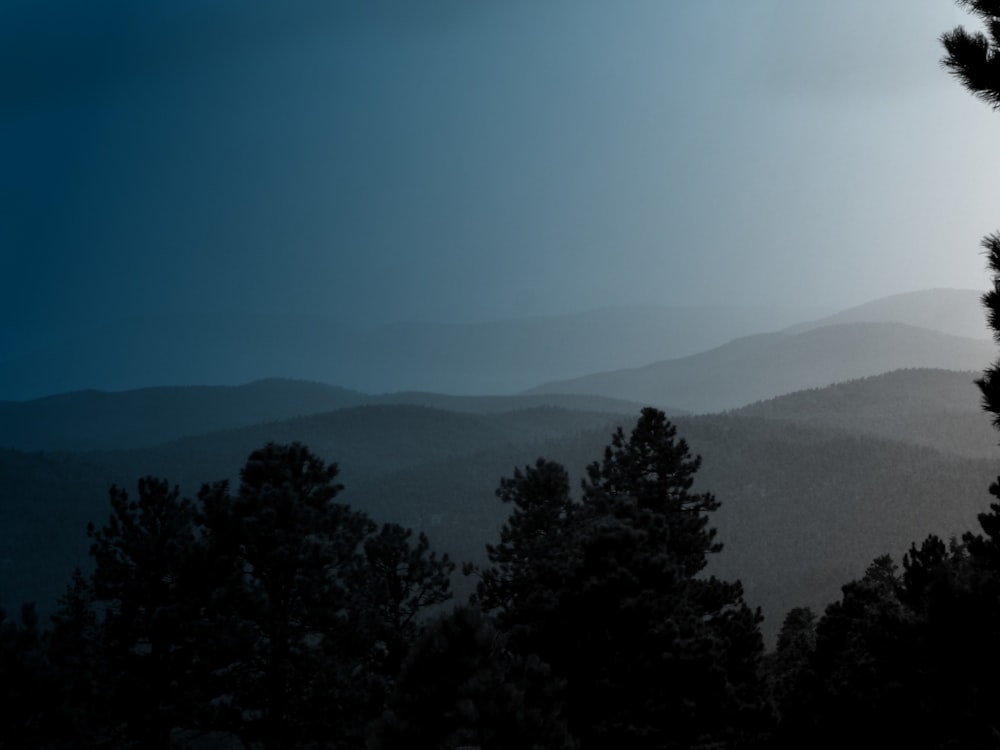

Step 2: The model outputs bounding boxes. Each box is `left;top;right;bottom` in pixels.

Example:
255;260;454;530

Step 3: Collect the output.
5;0;1000;350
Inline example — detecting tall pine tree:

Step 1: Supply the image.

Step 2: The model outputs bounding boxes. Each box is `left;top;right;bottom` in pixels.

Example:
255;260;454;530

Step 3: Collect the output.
477;408;765;749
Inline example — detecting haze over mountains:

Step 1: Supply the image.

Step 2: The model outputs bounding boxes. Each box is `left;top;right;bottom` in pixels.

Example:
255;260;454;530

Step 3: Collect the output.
525;289;993;412
1;303;826;401
528;321;994;412
3;287;1000;645
785;287;991;338
0;288;987;405
1;368;996;644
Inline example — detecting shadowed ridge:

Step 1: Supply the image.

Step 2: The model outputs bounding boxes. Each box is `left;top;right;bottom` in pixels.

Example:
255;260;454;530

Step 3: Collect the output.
524;322;994;413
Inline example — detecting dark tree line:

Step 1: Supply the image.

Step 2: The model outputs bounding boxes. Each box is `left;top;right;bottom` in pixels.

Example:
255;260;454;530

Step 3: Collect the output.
469;409;766;749
9;405;1000;748
1;408;771;749
1;443;455;749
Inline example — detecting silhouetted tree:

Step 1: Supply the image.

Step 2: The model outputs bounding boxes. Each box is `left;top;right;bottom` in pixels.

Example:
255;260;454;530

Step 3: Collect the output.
775;542;1000;750
572;408;765;748
944;2;1000;466
77;477;203;748
794;556;914;748
472;458;580;640
476;408;766;749
899;532;1000;749
921;8;1000;745
196;442;375;748
1;441;462;747
362;521;454;672
764;606;817;723
197;442;455;748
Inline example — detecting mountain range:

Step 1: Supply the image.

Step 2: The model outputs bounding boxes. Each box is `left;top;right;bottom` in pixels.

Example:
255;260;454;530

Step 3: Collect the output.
0;301;834;400
527;321;994;412
1;369;996;644
3;287;1000;645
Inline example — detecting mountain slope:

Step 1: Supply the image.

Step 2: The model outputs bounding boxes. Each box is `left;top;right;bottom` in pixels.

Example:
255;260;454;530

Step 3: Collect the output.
785;288;988;339
0;404;626;608
0;305;827;401
525;322;995;413
2;400;998;645
734;368;996;458
0;379;368;452
343;412;999;642
0;380;650;453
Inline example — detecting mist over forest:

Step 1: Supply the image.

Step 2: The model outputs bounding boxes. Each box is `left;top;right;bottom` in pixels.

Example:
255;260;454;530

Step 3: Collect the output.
9;1;1000;748
5;287;1000;747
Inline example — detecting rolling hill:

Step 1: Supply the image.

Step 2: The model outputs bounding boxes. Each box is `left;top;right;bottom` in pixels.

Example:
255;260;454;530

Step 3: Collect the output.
3;381;999;644
3;286;999;644
733;368;997;458
785;288;988;339
0;380;648;453
525;322;995;412
0;304;823;401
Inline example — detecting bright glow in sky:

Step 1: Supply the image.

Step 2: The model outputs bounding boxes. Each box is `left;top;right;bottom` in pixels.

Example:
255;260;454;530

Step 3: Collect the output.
4;0;1000;350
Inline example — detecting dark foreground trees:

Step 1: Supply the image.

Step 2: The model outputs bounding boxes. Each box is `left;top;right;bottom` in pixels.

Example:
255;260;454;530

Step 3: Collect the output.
35;442;454;750
196;443;382;746
4;413;773;749
473;407;766;749
943;1;1000;429
766;528;1000;750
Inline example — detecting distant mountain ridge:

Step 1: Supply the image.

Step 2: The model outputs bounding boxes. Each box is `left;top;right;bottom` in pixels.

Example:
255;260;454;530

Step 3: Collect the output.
0;379;648;452
0;304;827;400
3;287;990;418
0;379;365;452
4;288;1000;647
733;368;997;459
785;288;988;339
526;321;994;413
0;288;985;401
1;383;996;644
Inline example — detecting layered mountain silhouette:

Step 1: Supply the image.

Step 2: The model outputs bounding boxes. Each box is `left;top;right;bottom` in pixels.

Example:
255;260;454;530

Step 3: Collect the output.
785;287;988;338
734;368;996;458
522;288;991;411
2;366;999;643
0;305;825;401
526;322;993;412
1;288;987;407
0;380;646;452
4;288;1000;644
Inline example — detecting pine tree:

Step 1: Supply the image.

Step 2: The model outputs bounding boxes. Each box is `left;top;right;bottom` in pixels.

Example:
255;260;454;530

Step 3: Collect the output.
477;408;765;749
83;477;203;748
942;2;1000;462
473;458;580;638
196;442;455;748
362;521;454;672
196;442;375;748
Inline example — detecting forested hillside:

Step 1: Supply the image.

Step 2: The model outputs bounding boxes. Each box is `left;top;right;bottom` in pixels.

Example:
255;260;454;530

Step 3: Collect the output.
734;368;996;458
3;378;996;644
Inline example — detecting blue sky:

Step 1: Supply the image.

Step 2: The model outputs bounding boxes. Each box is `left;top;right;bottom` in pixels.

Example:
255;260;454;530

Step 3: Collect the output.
4;0;1000;352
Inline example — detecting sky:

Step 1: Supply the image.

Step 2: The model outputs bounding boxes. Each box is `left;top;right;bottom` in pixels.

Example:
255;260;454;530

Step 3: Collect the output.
4;0;1000;355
